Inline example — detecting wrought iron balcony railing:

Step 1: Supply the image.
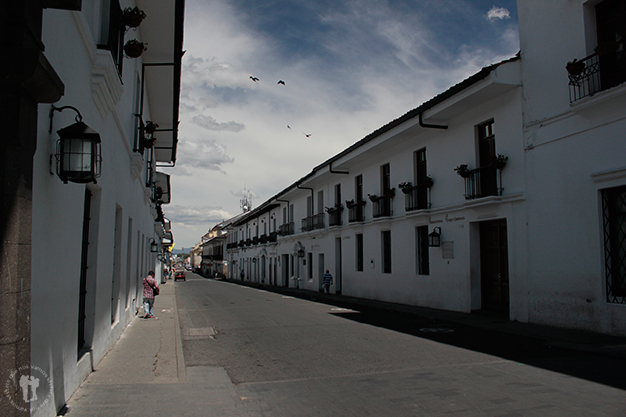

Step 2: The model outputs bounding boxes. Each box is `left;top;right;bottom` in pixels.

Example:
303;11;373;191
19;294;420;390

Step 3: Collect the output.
347;202;365;223
403;185;430;211
269;231;278;242
371;195;393;218
279;222;294;236
568;43;626;103
327;208;343;227
302;214;325;232
460;165;502;200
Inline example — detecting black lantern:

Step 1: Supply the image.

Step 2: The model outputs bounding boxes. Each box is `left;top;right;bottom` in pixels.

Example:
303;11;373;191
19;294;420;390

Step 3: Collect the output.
297;249;305;258
51;106;101;184
150;239;158;253
428;227;441;247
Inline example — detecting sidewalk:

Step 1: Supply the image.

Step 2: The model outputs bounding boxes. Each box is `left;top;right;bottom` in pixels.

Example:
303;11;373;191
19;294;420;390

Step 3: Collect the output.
64;281;247;417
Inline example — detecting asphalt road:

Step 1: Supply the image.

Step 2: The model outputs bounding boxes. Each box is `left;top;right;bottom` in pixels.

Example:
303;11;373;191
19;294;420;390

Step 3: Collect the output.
176;274;626;416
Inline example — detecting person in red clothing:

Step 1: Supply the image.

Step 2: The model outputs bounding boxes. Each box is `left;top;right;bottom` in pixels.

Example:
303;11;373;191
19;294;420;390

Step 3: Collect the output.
143;271;158;318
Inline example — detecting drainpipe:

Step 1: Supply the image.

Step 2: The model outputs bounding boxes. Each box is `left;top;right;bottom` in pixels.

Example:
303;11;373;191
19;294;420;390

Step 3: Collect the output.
296;185;314;215
419;112;448;130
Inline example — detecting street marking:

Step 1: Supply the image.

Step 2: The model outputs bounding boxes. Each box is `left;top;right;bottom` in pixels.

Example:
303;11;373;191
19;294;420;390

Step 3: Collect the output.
419;328;454;333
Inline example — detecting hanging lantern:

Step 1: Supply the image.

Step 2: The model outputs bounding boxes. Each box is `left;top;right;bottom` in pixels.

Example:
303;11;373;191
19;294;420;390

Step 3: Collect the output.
150;239;159;253
428;227;441;247
55;121;102;184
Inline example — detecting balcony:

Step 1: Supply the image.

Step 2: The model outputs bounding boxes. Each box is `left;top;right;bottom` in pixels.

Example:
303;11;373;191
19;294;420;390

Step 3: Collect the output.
458;165;502;200
347;201;365;223
400;181;431;212
279;222;294;236
259;234;268;244
369;189;394;218
301;214;325;232
269;231;278;242
252;236;259;245
568;43;626;103
327;205;343;227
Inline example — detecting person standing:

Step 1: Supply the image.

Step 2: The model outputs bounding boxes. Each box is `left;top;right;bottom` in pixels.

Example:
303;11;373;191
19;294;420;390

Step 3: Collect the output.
143;271;158;318
323;270;333;294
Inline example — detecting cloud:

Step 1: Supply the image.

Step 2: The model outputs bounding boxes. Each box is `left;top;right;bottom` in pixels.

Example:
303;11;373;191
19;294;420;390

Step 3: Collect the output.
190;114;245;132
170;138;235;175
164;205;233;226
487;7;511;21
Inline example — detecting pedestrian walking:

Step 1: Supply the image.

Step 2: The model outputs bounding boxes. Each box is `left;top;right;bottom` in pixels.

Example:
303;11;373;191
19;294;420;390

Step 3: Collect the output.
323;270;333;294
143;271;158;318
240;269;245;280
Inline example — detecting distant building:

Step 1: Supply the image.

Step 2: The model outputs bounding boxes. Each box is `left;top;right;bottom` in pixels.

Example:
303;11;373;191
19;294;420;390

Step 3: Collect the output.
223;0;626;337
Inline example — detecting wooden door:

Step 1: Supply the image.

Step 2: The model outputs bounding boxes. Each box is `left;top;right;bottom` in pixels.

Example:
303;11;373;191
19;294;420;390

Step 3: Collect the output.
480;219;509;313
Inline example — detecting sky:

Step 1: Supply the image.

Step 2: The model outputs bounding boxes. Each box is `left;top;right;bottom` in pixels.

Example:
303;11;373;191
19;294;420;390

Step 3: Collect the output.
162;0;520;250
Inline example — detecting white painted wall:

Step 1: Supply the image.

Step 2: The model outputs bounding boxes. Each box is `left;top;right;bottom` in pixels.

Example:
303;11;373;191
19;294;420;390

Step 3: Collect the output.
519;0;626;334
31;4;168;416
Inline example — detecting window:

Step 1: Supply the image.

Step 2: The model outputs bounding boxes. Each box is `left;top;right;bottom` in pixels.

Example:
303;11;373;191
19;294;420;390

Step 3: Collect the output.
596;0;626;90
406;149;429;211
97;0;125;76
356;233;363;271
349;175;365;222
602;185;626;302
382;230;391;274
416;226;429;275
307;253;313;280
374;164;392;217
329;184;342;226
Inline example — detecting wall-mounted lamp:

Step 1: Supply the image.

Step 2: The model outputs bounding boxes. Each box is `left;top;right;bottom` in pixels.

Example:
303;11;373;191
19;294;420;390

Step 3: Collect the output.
428;227;441;247
252;258;257;263
50;105;102;184
297;249;305;258
150;238;158;253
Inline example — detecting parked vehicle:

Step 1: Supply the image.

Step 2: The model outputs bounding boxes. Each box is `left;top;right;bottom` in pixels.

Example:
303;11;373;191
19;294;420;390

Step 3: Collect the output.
174;269;186;281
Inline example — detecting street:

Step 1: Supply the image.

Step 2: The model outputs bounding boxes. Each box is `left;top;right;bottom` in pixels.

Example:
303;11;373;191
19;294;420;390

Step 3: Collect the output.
176;274;626;416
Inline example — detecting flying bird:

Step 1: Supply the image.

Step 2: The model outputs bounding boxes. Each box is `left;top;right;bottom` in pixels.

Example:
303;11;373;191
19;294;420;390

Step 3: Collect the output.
277;80;285;85
303;132;312;138
250;76;259;82
287;125;292;130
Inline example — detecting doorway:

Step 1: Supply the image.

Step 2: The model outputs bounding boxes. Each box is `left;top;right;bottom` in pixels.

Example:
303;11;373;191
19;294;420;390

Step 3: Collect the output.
480;219;509;314
334;237;342;294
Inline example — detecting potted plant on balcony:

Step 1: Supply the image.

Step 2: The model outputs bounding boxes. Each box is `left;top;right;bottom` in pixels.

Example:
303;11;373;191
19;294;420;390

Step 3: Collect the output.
454;164;471;178
124;39;147;58
143;136;156;148
566;59;585;76
492;154;508;170
325;203;344;213
145;121;159;134
367;194;378;202
384;188;396;198
423;176;434;188
398;182;413;194
122;6;147;28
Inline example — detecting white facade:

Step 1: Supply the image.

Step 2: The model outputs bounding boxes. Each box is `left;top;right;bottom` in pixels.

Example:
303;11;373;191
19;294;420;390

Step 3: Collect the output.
30;1;183;416
518;0;626;333
227;57;525;315
224;0;626;336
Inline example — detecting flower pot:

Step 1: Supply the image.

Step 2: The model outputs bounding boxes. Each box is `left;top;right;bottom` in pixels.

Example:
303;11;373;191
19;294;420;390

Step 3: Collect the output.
124;41;146;58
566;60;585;76
122;7;146;28
145;122;158;134
143;138;156;149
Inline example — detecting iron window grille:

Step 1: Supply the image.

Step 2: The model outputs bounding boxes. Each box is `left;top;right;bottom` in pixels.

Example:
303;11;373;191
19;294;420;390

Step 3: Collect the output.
602;185;626;303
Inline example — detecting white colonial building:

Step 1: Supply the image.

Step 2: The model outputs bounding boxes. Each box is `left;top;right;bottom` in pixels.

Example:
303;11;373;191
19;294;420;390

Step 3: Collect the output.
27;1;184;416
223;0;626;337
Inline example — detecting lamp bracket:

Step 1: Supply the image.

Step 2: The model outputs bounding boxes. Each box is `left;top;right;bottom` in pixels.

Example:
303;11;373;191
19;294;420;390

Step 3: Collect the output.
49;105;83;134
